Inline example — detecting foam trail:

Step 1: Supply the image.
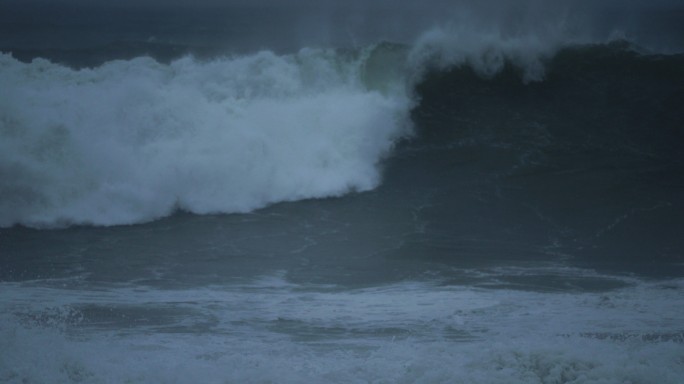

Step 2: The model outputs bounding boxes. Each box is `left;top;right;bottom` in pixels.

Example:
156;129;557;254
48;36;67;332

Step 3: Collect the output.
0;48;412;227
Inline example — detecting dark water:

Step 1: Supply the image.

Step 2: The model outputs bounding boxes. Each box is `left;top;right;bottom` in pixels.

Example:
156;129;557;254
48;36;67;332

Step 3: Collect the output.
1;2;684;382
407;44;684;278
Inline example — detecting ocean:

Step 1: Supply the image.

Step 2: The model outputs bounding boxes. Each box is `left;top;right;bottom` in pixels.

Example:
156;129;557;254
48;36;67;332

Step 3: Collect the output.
1;1;683;383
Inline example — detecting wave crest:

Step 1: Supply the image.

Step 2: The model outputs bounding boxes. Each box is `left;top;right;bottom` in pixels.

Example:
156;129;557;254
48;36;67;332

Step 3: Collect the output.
407;25;565;84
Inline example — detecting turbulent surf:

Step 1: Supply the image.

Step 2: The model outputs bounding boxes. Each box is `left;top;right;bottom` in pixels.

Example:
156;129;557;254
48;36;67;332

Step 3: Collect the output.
1;1;683;383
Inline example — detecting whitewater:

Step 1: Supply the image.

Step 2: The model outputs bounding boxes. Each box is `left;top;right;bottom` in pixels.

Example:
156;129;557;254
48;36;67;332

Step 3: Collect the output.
0;46;414;227
2;276;683;383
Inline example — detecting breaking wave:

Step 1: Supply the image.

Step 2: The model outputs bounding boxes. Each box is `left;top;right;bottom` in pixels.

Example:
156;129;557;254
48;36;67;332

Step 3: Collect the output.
1;27;681;228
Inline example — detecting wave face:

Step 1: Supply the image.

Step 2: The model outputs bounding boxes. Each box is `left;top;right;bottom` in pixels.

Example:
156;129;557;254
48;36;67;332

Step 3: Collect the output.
401;40;684;272
411;40;684;155
0;48;411;227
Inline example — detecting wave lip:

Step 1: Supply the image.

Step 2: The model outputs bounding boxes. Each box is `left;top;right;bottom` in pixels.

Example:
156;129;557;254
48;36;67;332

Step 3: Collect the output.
0;48;412;228
407;26;559;84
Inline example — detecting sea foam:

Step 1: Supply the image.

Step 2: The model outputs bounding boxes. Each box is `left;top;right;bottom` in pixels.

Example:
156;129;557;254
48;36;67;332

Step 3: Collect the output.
0;48;411;227
1;278;683;383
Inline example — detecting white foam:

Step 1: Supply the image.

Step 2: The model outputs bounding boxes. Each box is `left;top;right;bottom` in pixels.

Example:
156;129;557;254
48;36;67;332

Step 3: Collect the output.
1;278;683;383
0;49;411;227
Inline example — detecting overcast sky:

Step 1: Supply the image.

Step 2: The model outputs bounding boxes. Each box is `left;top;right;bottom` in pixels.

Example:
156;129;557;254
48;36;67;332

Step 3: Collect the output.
2;0;682;7
1;0;682;52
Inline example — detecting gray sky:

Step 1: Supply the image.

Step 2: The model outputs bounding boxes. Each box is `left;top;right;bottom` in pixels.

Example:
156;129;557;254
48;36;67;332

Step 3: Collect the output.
1;0;682;52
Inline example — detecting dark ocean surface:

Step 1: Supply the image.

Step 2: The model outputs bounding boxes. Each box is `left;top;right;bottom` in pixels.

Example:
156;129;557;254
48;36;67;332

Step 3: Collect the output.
1;1;683;382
